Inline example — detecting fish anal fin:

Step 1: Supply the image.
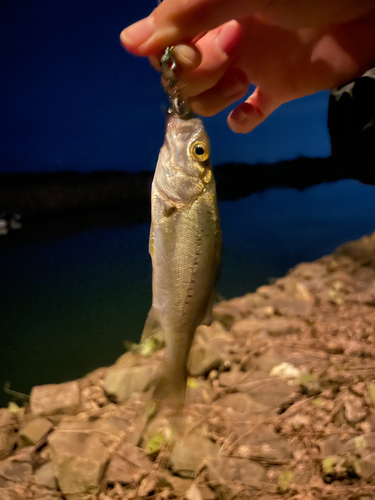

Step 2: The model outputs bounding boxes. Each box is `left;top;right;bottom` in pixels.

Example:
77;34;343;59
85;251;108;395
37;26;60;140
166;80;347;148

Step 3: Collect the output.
141;306;163;342
149;222;155;261
201;289;217;325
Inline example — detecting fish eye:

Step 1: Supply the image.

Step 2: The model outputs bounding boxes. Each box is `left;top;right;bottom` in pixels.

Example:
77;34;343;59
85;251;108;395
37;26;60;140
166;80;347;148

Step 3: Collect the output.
190;141;209;162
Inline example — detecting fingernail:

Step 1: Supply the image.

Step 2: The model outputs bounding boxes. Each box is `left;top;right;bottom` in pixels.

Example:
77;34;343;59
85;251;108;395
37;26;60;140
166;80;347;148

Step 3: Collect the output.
120;17;155;52
172;45;201;70
216;20;241;55
231;103;251;123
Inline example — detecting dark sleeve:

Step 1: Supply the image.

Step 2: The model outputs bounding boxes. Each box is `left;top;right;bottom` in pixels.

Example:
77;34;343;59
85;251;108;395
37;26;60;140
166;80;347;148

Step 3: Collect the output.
328;68;375;167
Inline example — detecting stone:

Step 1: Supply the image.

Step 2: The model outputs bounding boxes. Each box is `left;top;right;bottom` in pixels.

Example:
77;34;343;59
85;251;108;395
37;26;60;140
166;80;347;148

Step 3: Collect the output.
18;417;53;447
206;456;267;485
0;457;33;488
0;409;17;459
290;262;327;280
103;363;158;403
335;234;375;266
185;483;216;500
30;381;80;417
215;393;270;416
142;415;175;456
169;434;219;478
0;488;28;500
34;461;58;489
272;297;313;317
105;441;152;485
235;423;293;462
357;453;375;482
186;378;213;405
0;431;17;459
343;394;367;425
30;487;62;500
231;317;303;338
48;417;126;499
213;294;264;329
237;378;296;409
218;370;251;388
164;473;192;497
187;341;222;377
0;409;14;429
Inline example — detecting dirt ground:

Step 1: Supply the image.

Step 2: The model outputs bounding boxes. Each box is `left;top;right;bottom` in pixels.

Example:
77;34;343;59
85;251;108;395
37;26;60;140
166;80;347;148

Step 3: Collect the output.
2;231;375;500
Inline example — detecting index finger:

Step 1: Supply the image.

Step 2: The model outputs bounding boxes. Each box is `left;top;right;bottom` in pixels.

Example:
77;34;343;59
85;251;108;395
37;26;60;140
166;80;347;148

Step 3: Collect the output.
120;0;262;55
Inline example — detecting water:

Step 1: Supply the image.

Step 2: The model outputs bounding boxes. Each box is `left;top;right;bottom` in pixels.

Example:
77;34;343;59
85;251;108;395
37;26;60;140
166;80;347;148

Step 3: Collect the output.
1;179;375;407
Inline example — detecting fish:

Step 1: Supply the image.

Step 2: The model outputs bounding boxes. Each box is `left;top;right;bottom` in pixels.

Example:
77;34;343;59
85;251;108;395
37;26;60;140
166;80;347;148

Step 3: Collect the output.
142;110;221;407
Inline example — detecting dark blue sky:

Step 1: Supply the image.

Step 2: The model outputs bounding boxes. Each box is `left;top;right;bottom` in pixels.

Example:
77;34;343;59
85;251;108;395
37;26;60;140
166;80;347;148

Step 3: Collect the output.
1;0;331;173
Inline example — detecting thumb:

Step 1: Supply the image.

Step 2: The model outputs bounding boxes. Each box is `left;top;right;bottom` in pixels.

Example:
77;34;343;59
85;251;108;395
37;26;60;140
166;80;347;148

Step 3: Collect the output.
120;0;264;55
227;87;284;133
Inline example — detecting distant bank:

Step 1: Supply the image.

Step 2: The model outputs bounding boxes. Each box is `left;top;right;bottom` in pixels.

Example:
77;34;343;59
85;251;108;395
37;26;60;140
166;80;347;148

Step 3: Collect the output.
0;156;371;218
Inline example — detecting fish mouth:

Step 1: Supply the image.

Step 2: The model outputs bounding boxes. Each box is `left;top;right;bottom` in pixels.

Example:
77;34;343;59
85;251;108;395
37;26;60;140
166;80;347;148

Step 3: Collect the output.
168;94;194;120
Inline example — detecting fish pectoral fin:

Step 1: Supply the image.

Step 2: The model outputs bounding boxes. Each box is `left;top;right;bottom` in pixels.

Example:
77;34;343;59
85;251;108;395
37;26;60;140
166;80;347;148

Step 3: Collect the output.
141;306;164;343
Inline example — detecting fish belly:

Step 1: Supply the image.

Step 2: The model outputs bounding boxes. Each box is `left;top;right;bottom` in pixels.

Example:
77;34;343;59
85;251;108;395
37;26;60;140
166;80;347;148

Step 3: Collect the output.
151;186;220;396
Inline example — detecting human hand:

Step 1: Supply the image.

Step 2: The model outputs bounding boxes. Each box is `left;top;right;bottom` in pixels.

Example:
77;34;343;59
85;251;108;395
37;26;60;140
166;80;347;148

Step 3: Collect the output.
121;0;375;133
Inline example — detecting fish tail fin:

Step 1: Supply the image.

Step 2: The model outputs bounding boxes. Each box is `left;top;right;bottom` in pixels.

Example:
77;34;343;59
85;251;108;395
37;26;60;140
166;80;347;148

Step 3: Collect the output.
152;360;187;411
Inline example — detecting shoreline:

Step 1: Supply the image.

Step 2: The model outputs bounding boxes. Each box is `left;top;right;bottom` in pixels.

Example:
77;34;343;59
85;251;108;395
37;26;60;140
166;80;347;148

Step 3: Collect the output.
2;231;375;499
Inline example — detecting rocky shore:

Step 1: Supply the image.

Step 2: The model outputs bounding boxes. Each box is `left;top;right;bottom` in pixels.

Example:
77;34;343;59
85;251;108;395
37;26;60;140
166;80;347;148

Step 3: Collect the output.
2;231;375;500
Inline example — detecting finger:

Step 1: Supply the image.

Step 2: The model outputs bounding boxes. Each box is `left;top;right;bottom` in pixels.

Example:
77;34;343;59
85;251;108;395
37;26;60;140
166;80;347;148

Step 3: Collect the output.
189;68;249;116
149;44;202;73
174;20;242;98
120;0;262;55
227;87;283;133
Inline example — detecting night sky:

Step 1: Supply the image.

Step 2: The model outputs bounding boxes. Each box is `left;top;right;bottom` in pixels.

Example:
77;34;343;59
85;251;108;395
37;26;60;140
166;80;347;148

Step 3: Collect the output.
1;0;331;174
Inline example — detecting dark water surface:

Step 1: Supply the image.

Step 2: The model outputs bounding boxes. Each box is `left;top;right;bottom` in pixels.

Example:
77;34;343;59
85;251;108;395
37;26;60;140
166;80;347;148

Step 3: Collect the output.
1;180;375;407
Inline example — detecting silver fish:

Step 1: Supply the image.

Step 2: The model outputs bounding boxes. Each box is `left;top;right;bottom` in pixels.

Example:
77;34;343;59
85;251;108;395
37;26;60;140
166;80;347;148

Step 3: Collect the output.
142;111;221;407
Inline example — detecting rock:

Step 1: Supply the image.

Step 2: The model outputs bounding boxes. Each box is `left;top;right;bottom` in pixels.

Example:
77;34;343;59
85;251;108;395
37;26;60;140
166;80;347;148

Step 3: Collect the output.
0;457;33;488
34;461;58;489
48;417;125;499
357;453;375;482
343;394;367;425
231;317;303;338
169;434;219;478
103;363;158;403
0;488;28;500
164;473;192;497
218;370;251;388
270;362;301;380
206;456;267;485
0;432;17;460
213;294;265;329
289;413;311;431
18;417;53;447
186;378;213;405
30;381;80;417
237;378;296;409
335;234;375;267
0;409;17;459
212;393;272;444
187;341;222;377
232;422;292;462
290;262;327;280
0;409;14;429
215;393;270;415
105;441;152;485
185;483;216;500
31;487;62;500
272;297;313;317
142;415;175;456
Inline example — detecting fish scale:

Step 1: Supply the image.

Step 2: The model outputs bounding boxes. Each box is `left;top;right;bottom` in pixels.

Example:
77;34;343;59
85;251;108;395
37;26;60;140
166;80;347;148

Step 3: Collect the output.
141;114;221;408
